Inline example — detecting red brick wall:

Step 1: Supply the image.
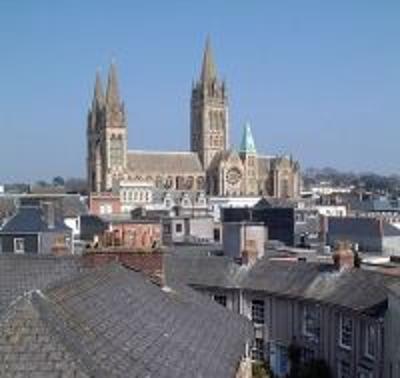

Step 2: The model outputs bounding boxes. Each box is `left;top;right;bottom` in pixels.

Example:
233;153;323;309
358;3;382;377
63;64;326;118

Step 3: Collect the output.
83;250;164;283
109;223;162;250
89;193;121;215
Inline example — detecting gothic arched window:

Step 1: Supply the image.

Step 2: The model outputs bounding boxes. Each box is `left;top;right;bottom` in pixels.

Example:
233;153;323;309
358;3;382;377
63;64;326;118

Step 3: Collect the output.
155;176;163;188
165;176;173;189
109;135;123;167
186;176;194;190
196;176;205;191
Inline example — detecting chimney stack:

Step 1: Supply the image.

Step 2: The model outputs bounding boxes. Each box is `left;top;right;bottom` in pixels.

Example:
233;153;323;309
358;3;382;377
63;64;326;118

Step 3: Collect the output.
332;240;355;271
42;202;55;229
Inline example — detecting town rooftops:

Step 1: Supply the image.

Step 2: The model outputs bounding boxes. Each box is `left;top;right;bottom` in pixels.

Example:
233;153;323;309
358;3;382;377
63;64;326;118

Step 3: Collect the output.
328;216;400;237
0;262;253;378
165;254;398;315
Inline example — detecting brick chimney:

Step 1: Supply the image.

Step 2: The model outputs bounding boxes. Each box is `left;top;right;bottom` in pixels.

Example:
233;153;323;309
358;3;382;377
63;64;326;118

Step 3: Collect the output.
82;248;165;285
332;241;355;271
42;202;55;229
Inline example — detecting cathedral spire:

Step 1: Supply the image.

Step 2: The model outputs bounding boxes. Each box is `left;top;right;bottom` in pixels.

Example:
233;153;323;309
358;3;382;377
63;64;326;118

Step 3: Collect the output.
200;36;217;83
240;122;257;154
93;70;104;106
106;61;120;106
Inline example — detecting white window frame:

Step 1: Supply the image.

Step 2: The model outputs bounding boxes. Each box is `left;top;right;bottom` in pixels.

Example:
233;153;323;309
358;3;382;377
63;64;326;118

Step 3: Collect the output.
251;299;265;325
14;238;25;254
365;323;376;359
302;303;320;340
339;314;353;350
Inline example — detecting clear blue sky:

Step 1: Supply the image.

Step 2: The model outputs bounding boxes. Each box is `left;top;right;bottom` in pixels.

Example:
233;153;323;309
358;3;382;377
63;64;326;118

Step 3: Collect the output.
1;1;399;182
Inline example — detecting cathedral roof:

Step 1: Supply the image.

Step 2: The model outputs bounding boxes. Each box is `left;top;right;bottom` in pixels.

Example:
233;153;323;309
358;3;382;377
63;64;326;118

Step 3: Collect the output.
239;122;257;154
127;151;204;175
209;149;243;171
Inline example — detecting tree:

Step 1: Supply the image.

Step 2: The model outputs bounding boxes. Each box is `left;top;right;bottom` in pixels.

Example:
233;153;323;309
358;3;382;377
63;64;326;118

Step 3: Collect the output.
52;176;65;187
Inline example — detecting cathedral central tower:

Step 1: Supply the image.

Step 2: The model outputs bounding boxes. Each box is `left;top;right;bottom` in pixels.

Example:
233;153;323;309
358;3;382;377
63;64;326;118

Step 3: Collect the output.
190;37;229;172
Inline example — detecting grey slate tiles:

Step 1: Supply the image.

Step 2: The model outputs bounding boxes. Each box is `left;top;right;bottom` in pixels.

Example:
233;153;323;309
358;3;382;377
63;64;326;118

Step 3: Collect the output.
0;259;252;378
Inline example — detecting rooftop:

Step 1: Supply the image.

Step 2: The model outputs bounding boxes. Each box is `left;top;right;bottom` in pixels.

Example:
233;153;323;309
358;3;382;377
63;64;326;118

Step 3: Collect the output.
164;253;399;315
0;261;252;378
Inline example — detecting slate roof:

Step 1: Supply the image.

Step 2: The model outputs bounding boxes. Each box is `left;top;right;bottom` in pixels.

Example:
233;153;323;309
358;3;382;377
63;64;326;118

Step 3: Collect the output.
164;254;242;290
0;206;70;234
0;263;253;378
165;254;397;315
127;150;204;175
80;214;109;241
383;222;400;237
61;195;88;217
0;255;85;315
240;259;391;315
328;216;400;238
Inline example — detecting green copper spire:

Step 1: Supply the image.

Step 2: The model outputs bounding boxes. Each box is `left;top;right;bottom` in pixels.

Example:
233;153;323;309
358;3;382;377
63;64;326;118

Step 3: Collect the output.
240;122;257;154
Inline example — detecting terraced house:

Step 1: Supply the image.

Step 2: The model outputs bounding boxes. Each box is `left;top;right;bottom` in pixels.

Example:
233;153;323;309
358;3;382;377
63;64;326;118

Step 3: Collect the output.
165;244;394;378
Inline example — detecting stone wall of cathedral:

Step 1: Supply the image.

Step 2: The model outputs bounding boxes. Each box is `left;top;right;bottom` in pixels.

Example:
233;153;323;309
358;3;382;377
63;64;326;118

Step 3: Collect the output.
87;39;301;200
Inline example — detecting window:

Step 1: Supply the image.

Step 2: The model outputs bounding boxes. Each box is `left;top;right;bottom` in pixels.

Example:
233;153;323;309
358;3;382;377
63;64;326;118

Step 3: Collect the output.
14;238;25;254
251;338;264;361
163;224;171;234
339;314;353;350
365;323;376;359
303;303;320;340
338;360;351;378
213;295;227;307
175;223;183;233
251;299;265;325
99;204;112;215
109;137;123;167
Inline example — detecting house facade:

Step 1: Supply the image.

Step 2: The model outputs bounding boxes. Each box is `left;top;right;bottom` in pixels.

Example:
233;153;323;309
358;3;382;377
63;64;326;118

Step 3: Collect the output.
165;247;391;378
0;205;73;255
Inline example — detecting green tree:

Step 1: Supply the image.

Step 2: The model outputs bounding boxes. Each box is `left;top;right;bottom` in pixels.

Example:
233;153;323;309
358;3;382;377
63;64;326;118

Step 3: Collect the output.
52;176;65;187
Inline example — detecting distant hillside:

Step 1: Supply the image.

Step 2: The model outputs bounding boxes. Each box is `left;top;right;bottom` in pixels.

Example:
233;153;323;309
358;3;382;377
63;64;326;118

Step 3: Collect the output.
303;167;400;195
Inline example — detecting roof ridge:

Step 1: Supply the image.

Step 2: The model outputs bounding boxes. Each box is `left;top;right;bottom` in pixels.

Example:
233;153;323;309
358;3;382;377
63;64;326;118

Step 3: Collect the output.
127;149;198;155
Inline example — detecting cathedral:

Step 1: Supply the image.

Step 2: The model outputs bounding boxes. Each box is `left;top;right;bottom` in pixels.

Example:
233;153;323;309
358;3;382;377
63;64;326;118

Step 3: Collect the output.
87;38;301;201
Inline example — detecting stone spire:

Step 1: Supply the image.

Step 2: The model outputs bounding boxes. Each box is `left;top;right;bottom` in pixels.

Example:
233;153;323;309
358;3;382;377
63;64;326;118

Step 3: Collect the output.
240;122;257;154
200;36;217;83
106;61;120;106
93;70;104;106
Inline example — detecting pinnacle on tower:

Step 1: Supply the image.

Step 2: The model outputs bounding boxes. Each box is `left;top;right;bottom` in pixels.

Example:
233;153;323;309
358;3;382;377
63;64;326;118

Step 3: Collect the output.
240;122;257;154
200;36;217;83
106;61;120;106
